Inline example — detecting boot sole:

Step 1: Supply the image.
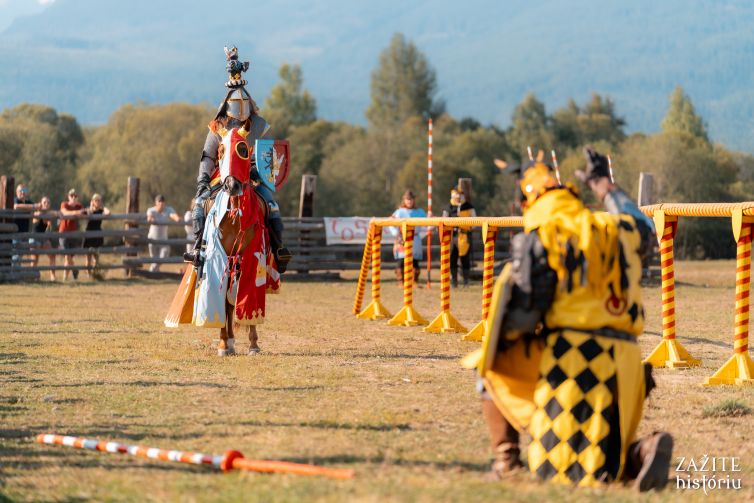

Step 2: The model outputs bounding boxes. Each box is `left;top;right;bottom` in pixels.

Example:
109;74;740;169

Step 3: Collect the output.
636;433;673;492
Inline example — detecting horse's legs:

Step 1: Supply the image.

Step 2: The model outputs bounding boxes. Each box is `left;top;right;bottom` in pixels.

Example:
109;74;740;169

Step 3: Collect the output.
248;325;260;355
218;299;236;356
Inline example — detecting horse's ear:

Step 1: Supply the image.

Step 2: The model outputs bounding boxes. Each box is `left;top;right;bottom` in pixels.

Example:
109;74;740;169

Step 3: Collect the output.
238;118;251;138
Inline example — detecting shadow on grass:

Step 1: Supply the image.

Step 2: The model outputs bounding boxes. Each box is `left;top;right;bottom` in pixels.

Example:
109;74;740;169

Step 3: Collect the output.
0;352;29;361
45;380;232;389
271;351;459;361
281;453;488;473
238;419;412;432
2;444;208;474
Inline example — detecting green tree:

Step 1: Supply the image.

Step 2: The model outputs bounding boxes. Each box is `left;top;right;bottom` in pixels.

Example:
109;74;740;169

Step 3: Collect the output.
0;103;84;204
77;103;210;213
261;64;317;138
506;93;553;160
552;94;625;149
366;33;444;129
275;120;359;215
661;86;708;141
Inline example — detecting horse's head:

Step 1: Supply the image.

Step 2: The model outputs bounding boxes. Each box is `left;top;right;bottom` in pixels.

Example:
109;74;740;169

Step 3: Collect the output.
218;120;251;196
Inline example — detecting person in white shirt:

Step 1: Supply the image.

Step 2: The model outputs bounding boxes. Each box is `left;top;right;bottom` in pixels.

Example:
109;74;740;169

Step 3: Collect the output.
146;194;180;272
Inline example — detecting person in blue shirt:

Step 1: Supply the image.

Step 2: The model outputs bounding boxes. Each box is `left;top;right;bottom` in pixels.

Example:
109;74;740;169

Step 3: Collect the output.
389;190;427;287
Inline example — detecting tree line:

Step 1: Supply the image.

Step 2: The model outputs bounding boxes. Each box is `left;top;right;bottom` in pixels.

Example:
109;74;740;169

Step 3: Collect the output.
1;33;752;258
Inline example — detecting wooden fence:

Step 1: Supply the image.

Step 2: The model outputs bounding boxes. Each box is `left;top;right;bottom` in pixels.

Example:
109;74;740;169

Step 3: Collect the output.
0;208;515;282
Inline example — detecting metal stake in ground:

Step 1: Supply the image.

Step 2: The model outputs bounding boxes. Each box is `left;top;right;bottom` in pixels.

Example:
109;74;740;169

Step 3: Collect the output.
36;434;354;480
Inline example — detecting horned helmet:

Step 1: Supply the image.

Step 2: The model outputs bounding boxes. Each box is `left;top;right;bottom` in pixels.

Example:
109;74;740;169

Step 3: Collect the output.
215;46;258;122
495;150;560;210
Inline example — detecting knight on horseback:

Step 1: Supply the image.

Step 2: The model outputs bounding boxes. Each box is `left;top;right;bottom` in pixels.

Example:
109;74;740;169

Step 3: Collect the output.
183;45;292;273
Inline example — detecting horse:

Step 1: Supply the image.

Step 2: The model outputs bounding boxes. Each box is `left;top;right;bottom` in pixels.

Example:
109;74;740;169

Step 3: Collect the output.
195;121;277;356
164;120;281;355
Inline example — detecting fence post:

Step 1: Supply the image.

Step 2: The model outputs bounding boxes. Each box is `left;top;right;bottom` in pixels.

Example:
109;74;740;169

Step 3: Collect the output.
638;172;654;206
458;178;472;204
388;224;428;326
463;224;497;340
298;175;316;218
0;176;14;270
705;210;754;385
643;210;701;368
124;177;140;277
424;223;467;333
0;175;13;214
356;225;391;320
352;224;373;314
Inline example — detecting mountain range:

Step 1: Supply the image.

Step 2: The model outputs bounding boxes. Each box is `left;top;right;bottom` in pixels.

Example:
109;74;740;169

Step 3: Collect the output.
1;0;754;151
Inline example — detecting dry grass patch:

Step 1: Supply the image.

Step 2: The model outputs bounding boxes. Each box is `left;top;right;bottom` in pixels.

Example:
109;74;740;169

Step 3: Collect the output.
0;261;753;502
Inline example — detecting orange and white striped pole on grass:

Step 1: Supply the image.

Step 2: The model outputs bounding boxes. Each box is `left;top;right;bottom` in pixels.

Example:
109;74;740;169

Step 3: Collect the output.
705;210;754;385
388;224;428;326
424;223;467;333
36;434;354;479
643;211;701;368
426;118;433;288
463;224;497;341
352;224;373;314
357;225;391;320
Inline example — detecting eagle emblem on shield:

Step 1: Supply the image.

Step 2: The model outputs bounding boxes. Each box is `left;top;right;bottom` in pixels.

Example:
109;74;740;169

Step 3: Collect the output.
254;139;291;192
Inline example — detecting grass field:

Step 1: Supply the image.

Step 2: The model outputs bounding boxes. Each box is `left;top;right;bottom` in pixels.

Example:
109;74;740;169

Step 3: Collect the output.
1;261;753;502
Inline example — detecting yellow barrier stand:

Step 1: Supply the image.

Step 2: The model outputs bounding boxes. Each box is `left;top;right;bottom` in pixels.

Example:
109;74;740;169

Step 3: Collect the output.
643;211;701;368
388;224;428;326
424;224;467;333
705;210;754;385
352;224;373;315
463;224;497;341
357;226;391;320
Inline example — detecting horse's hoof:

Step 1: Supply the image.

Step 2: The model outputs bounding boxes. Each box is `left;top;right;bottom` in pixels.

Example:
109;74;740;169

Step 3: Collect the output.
218;348;236;357
248;348;261;356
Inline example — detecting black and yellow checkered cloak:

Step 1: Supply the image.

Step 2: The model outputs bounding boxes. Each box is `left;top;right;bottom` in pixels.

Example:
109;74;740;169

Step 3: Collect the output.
464;189;646;486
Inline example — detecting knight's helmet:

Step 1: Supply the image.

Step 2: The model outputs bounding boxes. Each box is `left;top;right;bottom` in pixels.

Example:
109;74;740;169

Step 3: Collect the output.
215;46;258;122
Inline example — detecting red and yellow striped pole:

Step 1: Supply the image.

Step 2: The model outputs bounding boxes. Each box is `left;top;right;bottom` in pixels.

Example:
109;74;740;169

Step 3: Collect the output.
388;224;428;326
426;118;433;288
644;211;701;368
357;225;391;320
353;224;373;314
36;434;354;479
425;224;467;333
463;224;497;341
705;210;754;385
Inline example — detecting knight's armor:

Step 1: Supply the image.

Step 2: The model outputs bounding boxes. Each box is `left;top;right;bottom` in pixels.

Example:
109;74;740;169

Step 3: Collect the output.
185;46;291;271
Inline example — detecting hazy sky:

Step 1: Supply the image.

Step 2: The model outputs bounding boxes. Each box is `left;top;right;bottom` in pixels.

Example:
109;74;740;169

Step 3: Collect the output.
0;0;52;32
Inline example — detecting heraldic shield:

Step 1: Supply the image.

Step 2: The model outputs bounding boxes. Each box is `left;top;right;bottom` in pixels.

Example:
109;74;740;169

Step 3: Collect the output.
254;139;290;192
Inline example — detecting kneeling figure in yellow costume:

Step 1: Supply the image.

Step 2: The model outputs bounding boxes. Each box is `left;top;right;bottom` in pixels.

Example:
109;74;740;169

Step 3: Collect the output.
464;148;671;491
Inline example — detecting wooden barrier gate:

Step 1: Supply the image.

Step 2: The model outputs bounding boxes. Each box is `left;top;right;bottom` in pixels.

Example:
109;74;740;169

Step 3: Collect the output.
352;217;523;341
356;205;754;387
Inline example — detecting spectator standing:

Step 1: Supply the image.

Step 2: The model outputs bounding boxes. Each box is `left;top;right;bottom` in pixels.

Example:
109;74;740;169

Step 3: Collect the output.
389;190;427;287
12;183;37;263
83;193;111;277
13;183;37;233
146;194;180;272
443;187;476;287
59;188;86;281
31;196;57;281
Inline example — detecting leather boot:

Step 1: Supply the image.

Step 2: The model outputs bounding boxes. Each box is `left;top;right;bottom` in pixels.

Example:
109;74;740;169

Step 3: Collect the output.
395;265;404;288
462;267;470;287
482;399;522;478
268;216;291;273
626;432;673;492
